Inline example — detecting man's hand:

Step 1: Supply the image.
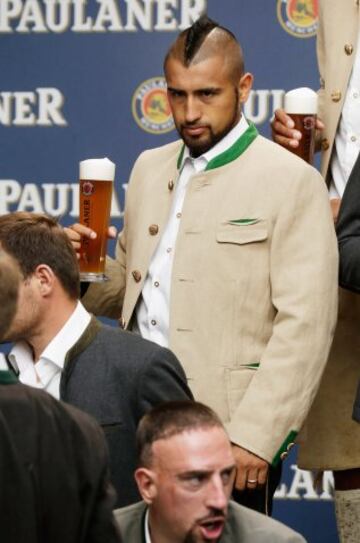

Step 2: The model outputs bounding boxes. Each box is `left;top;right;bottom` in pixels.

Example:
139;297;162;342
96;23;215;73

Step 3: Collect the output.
63;224;117;257
271;108;324;149
232;445;269;490
330;198;341;224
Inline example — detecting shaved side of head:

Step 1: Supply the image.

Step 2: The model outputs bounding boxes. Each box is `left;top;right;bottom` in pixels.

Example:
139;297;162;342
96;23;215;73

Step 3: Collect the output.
164;14;244;85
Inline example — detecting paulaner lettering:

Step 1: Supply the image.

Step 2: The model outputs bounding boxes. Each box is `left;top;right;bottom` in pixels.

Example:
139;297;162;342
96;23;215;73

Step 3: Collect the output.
0;0;207;33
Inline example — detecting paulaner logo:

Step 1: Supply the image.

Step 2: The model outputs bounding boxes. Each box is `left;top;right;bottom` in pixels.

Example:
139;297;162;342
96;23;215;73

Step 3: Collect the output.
277;0;318;38
132;77;174;134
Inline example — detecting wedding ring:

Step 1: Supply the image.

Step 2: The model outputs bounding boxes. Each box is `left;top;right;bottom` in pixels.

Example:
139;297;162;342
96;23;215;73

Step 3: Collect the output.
247;479;258;484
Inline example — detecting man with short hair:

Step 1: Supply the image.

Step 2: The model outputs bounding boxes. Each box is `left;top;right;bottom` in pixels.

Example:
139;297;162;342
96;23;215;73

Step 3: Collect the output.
69;15;338;513
115;401;306;543
0;251;121;543
0;211;193;507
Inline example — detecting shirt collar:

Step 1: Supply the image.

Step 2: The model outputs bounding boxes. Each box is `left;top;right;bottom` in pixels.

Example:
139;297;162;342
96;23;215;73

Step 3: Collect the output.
180;115;249;172
144;508;151;543
8;301;91;373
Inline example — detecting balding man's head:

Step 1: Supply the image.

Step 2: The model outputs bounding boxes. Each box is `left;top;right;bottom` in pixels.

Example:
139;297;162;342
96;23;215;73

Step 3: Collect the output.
164;15;244;85
0;252;20;341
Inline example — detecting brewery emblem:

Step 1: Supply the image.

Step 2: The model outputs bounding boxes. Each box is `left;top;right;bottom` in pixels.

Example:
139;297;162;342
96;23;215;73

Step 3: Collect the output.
277;0;319;38
132;77;174;135
82;181;95;196
304;116;316;130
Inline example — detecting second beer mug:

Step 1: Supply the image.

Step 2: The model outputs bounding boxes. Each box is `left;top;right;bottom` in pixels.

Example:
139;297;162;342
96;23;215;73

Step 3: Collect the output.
284;87;318;165
79;157;115;282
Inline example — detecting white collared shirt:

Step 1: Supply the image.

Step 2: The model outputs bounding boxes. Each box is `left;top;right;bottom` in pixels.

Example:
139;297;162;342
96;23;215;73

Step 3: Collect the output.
8;301;91;399
136;116;249;347
144;509;151;543
0;353;8;371
330;30;360;197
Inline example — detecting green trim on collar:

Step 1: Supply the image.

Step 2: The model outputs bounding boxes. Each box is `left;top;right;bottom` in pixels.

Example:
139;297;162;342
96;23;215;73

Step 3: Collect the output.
272;430;298;467
176;122;258;171
177;145;185;170
206;123;258;171
0;370;18;385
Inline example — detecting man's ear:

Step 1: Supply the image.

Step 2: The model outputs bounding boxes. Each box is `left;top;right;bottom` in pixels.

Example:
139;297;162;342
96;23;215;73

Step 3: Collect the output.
33;264;56;296
238;72;253;104
135;467;158;504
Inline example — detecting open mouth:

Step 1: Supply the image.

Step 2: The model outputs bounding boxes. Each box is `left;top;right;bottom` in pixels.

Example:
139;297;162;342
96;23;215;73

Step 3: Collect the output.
198;518;225;540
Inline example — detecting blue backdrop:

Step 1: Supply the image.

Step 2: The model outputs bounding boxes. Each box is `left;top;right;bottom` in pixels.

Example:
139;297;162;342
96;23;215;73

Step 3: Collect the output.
0;1;338;540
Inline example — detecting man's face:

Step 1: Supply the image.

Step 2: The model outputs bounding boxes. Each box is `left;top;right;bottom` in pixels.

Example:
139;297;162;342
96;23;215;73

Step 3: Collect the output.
165;55;251;157
2;273;41;343
147;427;235;543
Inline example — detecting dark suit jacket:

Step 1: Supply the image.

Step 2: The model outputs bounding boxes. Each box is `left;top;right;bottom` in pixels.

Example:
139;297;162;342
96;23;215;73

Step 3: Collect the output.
114;501;306;542
336;151;360;422
54;317;192;507
0;370;120;543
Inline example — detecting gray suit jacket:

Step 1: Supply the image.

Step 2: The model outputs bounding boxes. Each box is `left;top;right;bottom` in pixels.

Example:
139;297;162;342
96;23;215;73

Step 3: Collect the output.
114;501;306;542
7;317;193;507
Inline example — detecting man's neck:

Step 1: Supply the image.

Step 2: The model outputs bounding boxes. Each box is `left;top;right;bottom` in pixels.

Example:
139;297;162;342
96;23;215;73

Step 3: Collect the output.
148;509;182;543
26;297;78;362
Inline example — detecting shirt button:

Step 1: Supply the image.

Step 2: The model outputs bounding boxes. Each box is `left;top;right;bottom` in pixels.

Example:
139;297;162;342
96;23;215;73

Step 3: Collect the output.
351;135;357;142
151;319;157;326
154;281;159;287
176;212;182;219
167;247;172;253
353;92;359;99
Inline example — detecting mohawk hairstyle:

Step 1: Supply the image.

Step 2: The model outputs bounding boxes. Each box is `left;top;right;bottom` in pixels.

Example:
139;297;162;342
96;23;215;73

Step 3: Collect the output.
183;14;219;65
182;14;238;66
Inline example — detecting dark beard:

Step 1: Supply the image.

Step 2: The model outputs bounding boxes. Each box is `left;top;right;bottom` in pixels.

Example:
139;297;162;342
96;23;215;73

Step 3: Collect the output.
177;88;240;158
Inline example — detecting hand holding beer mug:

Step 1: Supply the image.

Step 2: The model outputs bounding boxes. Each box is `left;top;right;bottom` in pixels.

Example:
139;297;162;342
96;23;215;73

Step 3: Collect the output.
283;87;318;164
79;158;115;282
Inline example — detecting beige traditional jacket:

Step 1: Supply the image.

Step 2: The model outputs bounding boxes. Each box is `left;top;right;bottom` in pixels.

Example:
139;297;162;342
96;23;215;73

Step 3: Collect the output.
298;0;360;470
84;127;338;467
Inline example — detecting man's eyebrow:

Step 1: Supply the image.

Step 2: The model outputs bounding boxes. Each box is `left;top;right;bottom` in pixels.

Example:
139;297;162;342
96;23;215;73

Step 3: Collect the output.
177;469;210;479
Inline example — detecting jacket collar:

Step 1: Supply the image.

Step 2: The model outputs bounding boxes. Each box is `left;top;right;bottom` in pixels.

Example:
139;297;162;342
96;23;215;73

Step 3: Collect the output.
177;122;258;172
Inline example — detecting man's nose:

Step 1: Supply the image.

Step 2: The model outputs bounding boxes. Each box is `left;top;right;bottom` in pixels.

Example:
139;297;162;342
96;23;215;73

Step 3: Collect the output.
206;476;228;511
185;97;201;124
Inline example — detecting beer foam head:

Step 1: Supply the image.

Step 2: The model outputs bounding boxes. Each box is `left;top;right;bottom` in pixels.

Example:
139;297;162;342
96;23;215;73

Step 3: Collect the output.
80;158;115;181
284;87;318;115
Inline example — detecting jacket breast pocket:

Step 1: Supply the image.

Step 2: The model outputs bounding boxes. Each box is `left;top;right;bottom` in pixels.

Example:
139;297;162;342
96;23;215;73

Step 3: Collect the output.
216;221;268;245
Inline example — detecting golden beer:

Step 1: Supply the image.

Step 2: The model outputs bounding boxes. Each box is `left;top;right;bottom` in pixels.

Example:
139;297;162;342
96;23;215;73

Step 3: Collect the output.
79;158;115;281
284;87;318;165
287;112;317;164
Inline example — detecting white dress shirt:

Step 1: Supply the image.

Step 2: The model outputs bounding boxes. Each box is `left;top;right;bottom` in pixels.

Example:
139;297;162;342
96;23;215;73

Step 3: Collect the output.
0;353;8;371
136;116;249;347
329;30;360;198
144;509;151;543
8;301;91;399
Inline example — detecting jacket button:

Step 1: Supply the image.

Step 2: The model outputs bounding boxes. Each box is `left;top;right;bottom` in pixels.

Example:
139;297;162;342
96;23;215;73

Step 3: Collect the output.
149;224;159;235
132;270;142;283
287;442;295;452
119;316;126;329
344;44;354;55
321;138;330;151
168;180;174;191
331;91;342;102
280;451;288;461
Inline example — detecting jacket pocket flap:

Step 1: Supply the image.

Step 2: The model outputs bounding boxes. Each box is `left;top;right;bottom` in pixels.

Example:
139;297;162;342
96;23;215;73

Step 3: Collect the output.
216;223;268;245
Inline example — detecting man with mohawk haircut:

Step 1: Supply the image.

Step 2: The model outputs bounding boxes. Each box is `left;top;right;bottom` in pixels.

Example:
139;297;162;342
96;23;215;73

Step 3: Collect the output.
69;15;338;514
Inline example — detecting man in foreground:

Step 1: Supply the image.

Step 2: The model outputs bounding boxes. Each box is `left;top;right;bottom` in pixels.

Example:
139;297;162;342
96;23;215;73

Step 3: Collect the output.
0;211;192;507
70;15;338;513
0;251;121;542
115;401;306;542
